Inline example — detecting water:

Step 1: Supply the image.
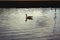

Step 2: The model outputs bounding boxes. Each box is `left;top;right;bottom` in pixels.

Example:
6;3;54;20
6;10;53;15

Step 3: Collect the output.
0;8;59;40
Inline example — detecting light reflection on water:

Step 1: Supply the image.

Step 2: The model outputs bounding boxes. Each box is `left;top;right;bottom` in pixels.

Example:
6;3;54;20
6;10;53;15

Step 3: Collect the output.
0;8;59;40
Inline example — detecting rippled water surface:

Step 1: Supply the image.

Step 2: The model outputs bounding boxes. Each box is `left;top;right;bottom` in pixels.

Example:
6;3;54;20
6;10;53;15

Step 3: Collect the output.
0;8;60;40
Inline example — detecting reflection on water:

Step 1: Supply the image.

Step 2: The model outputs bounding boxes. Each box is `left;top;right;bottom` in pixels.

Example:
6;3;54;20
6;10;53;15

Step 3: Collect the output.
0;8;59;40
